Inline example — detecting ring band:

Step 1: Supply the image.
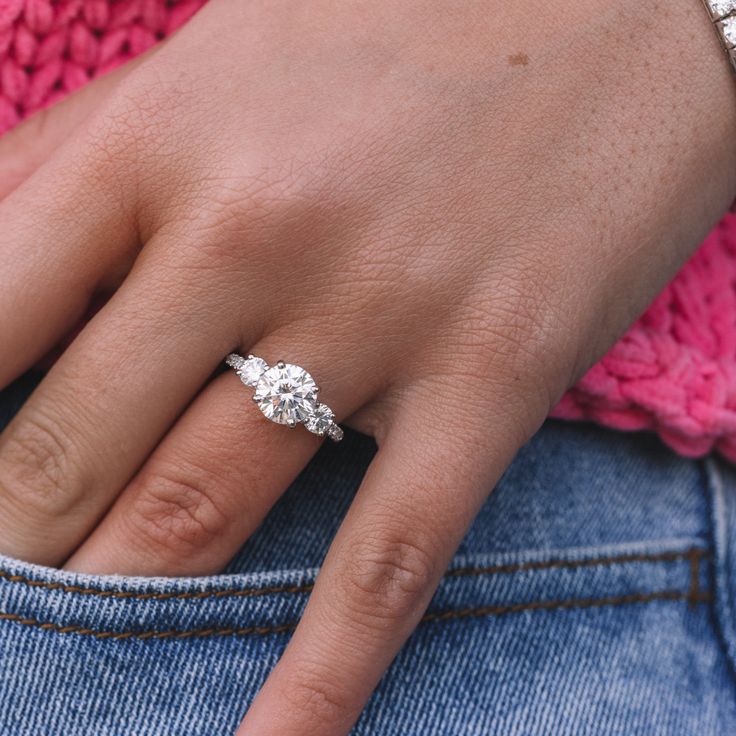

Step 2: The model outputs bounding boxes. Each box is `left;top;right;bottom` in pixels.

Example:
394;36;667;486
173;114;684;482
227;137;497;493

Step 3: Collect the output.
225;353;344;442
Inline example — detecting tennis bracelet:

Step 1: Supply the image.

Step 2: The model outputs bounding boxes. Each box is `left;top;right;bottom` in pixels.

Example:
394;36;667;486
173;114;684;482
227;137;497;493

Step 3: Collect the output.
702;1;736;72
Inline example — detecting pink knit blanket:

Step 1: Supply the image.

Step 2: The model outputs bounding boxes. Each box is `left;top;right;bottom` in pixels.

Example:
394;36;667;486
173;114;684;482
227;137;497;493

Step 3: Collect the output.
2;0;735;461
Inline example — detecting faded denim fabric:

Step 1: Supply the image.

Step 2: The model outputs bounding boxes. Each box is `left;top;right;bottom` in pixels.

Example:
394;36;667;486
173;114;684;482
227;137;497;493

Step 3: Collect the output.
1;371;736;735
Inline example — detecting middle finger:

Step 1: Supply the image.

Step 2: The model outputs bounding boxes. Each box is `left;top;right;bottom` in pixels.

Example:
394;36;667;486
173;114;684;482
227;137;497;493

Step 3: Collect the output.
0;252;247;565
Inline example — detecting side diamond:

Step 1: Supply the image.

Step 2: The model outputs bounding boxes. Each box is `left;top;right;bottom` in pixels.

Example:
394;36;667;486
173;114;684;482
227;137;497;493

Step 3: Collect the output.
238;356;269;387
304;404;335;436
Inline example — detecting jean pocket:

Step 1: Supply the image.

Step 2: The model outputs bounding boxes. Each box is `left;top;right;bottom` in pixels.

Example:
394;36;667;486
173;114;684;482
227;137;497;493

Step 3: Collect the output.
0;537;708;643
0;553;316;641
0;536;720;736
0;554;319;735
705;456;736;680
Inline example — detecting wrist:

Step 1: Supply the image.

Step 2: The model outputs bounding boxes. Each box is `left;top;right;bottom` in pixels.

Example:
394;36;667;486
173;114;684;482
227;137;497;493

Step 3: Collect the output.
605;0;736;206
546;0;736;240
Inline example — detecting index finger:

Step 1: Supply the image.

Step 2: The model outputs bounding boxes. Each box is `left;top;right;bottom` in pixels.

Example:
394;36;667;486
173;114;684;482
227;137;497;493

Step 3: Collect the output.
0;47;153;199
236;391;517;735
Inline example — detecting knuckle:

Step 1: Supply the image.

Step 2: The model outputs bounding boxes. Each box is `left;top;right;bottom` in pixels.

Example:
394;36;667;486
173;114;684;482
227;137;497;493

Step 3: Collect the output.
127;462;230;557
465;284;553;370
0;408;85;519
435;250;574;430
281;663;354;729
340;527;437;625
177;150;336;268
77;72;204;226
196;167;306;244
146;166;302;284
90;70;180;159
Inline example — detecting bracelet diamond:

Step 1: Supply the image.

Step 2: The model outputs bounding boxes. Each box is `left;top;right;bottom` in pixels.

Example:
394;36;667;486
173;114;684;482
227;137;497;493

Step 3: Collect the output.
703;0;736;72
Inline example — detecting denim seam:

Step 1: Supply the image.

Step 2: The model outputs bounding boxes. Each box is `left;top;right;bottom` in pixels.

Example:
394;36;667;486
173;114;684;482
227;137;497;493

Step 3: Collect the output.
0;547;709;640
0;589;712;640
0;547;707;603
703;457;736;683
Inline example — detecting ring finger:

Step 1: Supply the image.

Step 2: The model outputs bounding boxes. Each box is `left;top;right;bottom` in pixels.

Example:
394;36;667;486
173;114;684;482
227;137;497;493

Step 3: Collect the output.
64;338;382;576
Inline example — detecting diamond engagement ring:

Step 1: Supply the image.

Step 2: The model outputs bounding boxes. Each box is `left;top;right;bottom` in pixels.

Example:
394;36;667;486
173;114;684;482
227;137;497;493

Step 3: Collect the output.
225;353;344;442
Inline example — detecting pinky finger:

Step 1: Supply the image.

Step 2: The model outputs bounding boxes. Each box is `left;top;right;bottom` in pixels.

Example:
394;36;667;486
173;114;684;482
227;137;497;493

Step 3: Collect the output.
237;385;528;736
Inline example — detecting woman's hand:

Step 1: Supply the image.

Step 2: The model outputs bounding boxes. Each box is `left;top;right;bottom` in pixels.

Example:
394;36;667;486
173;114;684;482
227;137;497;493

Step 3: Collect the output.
1;0;734;733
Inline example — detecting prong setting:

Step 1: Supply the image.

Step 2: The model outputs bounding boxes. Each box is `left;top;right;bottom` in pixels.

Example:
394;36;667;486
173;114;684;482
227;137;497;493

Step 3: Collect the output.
226;353;343;442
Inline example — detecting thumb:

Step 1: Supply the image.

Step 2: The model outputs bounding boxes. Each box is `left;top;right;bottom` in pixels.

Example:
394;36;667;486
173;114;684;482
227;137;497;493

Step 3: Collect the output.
0;47;157;200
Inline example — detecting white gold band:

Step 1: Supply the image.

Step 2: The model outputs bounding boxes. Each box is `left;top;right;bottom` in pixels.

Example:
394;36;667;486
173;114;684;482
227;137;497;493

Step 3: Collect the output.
225;353;344;442
703;0;736;73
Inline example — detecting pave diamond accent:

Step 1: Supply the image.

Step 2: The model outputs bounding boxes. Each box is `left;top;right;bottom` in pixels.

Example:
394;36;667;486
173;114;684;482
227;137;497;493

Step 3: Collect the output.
708;0;736;19
327;423;344;442
253;363;318;425
304;403;335;436
225;354;246;371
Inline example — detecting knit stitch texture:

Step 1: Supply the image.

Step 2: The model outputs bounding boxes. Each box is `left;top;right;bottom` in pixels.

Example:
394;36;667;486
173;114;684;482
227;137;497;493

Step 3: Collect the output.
1;0;735;461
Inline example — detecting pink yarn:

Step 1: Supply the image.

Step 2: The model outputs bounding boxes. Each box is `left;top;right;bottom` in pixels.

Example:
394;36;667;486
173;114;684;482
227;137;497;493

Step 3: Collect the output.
1;0;735;461
0;0;205;131
551;216;736;461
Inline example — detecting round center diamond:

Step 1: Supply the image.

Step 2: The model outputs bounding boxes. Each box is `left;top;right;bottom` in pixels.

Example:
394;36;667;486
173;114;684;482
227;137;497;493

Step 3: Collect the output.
253;363;318;425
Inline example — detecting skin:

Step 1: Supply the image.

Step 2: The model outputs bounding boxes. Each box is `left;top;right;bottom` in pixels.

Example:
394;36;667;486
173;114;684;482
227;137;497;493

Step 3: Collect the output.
0;0;735;733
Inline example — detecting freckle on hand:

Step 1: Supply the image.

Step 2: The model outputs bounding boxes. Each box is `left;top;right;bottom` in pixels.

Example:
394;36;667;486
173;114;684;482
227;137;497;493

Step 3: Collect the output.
508;53;530;67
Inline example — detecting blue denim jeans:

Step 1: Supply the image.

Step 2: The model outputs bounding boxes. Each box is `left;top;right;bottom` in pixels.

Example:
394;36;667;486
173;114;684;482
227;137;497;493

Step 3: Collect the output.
1;371;735;735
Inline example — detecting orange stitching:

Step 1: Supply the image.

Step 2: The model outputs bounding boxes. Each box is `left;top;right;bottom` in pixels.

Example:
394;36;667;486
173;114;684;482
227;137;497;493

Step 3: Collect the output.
0;613;295;640
687;547;702;610
423;590;712;624
0;547;707;602
445;548;708;578
0;589;711;640
0;574;315;601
